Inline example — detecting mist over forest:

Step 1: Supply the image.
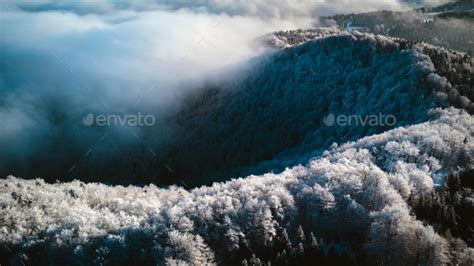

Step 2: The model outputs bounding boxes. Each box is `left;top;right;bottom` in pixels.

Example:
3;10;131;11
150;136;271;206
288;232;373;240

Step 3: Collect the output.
0;0;473;265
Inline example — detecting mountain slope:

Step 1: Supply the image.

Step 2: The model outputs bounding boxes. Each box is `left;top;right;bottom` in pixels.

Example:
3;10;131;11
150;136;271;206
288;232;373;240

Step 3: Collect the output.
3;31;471;188
1;107;473;265
164;32;472;186
324;2;474;53
1;31;473;265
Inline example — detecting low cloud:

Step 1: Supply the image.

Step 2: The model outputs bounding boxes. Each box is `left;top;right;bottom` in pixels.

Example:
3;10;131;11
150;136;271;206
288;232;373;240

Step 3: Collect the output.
0;5;311;179
4;0;447;17
0;0;450;180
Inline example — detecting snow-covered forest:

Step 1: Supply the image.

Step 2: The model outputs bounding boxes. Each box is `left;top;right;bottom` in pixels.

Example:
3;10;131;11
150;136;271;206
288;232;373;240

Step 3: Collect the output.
1;0;473;265
2;32;474;264
166;32;472;186
2;107;473;265
324;0;474;53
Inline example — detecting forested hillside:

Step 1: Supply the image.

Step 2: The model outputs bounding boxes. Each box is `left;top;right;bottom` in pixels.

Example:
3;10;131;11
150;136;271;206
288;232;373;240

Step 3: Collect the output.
165;32;472;186
2;29;471;188
2;107;473;265
323;2;474;53
1;1;473;265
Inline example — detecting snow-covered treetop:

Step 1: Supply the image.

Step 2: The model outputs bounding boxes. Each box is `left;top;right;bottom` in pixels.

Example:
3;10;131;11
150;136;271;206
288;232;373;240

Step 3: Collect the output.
1;107;473;264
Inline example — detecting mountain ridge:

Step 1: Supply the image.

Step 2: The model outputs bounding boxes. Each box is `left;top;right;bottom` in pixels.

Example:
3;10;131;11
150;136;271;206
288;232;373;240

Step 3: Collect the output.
1;107;472;264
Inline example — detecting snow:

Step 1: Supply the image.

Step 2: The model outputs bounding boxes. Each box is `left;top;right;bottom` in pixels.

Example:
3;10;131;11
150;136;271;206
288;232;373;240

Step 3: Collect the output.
1;107;472;264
